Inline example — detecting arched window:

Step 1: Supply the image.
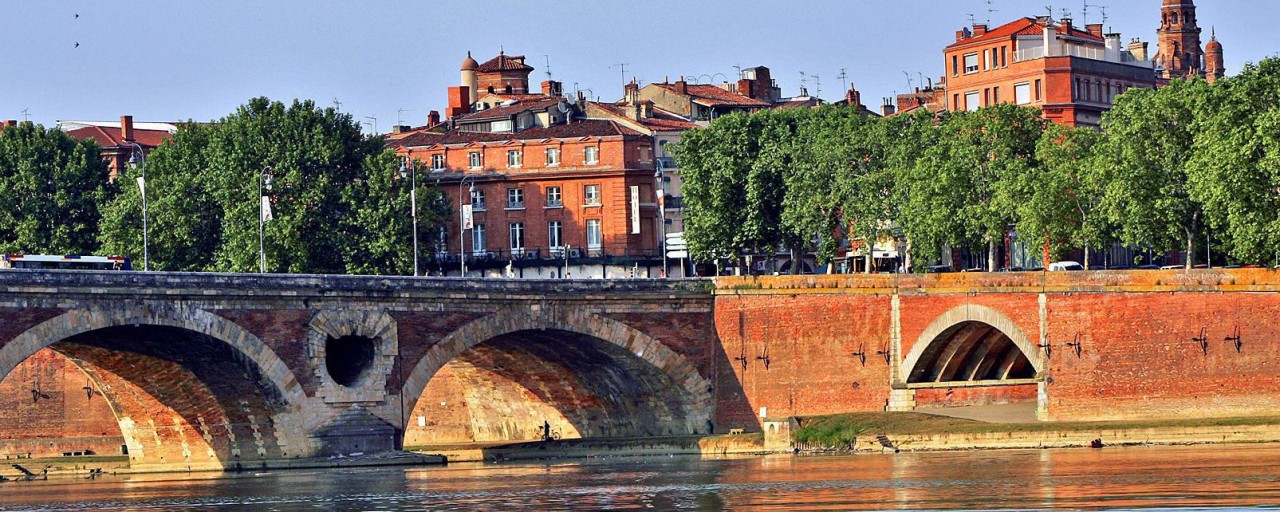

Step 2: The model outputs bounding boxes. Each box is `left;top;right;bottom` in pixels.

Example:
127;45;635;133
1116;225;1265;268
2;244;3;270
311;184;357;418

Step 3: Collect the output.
1172;12;1179;25
504;85;513;94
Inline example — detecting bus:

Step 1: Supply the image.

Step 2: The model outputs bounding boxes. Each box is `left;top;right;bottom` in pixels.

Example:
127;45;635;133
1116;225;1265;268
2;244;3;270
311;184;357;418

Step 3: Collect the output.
1;254;132;270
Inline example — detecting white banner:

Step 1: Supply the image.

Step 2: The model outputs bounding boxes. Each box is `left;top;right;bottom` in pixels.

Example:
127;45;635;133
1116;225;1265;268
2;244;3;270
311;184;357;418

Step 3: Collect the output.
260;196;273;222
630;185;640;235
135;176;145;196
462;204;473;229
410;189;417;217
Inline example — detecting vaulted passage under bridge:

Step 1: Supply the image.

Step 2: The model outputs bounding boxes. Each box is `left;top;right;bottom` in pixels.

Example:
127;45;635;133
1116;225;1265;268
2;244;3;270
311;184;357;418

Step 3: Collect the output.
907;321;1036;384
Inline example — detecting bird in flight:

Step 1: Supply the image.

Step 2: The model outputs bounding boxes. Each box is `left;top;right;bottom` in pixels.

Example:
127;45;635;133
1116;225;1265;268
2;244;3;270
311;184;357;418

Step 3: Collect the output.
74;13;79;19
74;42;79;48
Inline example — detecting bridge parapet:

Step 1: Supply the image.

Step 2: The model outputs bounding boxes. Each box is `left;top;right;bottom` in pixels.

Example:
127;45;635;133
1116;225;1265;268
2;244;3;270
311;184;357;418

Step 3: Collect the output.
714;269;1280;295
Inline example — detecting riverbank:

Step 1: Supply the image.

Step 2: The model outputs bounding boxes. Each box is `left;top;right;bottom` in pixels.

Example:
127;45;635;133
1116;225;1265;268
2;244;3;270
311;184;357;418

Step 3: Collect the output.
793;412;1280;452
409;433;767;463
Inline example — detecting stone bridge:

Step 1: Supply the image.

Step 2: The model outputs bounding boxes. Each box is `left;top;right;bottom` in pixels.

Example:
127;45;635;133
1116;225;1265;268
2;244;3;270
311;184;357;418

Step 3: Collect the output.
4;269;1280;471
0;271;719;471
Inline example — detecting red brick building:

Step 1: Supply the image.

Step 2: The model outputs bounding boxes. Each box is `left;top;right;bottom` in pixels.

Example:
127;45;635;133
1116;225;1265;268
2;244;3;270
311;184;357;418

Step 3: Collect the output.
389;53;669;278
943;16;1159;128
61;116;174;181
1153;0;1225;83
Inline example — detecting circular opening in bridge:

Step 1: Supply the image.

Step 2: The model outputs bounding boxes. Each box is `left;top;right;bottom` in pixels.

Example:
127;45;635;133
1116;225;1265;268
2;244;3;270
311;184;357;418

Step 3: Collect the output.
325;335;376;387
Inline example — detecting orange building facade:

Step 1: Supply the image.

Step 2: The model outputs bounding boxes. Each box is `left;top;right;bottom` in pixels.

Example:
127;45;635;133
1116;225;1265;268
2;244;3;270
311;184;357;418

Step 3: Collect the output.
943;17;1160;128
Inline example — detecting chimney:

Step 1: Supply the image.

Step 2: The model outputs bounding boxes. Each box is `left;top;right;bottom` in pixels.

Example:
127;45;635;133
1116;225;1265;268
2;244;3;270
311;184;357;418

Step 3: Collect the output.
881;98;896;117
541;80;563;97
972;24;988;36
391;125;411;134
1086;24;1103;38
1059;18;1073;31
674;77;687;95
737;79;754;99
428;110;441;127
120;115;134;142
0;120;15;131
956;30;968;42
1036;16;1051;25
624;80;640;105
639;101;652;118
846;86;862;108
1044;25;1057;57
1128;38;1150;62
446;86;471;118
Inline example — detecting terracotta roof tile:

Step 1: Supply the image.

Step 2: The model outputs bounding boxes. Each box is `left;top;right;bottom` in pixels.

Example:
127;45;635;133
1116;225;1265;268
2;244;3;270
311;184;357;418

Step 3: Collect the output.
65;126;171;148
476;53;534;73
458;97;565;123
391;120;642;149
655;83;771;107
589;102;697;131
946;17;1103;49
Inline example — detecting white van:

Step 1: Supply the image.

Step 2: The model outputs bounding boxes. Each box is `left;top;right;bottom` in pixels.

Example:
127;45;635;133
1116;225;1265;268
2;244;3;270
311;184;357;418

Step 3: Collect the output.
1048;261;1085;271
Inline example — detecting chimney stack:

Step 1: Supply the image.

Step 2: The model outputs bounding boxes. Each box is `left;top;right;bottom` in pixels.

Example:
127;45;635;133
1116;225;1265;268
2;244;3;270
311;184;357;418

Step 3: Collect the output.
446;86;472;118
0;120;16;132
541;80;563;97
624;80;640;105
674;77;687;95
881;98;896;117
427;110;441;127
391;125;410;134
120;115;134;141
1086;24;1104;38
1128;38;1150;61
972;24;988;36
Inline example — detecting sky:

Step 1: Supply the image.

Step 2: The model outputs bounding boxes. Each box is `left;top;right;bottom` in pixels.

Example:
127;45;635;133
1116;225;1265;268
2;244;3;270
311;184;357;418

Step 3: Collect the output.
3;1;1278;133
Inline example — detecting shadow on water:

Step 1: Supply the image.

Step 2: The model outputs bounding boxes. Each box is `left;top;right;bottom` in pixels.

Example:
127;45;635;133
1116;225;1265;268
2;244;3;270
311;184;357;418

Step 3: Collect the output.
6;444;1280;510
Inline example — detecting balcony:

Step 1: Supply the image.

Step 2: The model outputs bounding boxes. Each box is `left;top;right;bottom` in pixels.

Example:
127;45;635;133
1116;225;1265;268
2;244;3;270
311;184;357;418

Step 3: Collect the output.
1014;45;1153;68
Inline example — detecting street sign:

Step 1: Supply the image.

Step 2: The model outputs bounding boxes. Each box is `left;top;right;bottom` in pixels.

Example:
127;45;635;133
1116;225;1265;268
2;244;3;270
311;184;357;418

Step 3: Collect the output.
667;242;688;251
666;232;684;240
667;250;689;259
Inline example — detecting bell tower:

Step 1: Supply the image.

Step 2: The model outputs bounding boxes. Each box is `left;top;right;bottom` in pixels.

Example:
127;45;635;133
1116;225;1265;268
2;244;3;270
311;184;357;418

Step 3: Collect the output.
1156;0;1205;80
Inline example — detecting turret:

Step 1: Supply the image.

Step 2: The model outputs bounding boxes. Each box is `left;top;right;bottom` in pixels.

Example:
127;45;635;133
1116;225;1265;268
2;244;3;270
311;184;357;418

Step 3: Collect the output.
1205;28;1225;83
461;51;479;104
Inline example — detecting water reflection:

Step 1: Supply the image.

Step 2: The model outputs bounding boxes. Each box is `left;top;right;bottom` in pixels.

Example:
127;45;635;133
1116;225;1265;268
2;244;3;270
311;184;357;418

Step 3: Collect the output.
4;445;1280;510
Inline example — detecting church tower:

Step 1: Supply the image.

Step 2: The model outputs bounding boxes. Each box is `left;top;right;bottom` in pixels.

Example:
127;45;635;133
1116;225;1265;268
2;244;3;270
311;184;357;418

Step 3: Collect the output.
1205;28;1225;83
1155;0;1206;80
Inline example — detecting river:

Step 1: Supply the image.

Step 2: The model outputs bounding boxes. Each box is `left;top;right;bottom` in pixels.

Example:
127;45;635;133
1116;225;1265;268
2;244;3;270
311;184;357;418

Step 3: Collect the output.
3;444;1280;510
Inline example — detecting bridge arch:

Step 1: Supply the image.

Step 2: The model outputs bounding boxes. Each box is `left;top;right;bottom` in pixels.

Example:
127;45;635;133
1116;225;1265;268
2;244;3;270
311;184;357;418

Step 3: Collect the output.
902;304;1042;385
0;305;306;470
401;307;714;444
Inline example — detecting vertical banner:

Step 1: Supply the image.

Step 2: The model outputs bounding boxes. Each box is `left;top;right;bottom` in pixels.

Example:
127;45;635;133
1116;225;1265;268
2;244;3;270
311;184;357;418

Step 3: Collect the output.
135;176;146;196
462;204;474;229
630;185;640;235
260;196;273;222
410;189;417;217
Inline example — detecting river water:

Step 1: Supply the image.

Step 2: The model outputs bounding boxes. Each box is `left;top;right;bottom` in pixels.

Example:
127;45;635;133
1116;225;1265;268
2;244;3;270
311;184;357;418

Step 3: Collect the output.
4;444;1280;511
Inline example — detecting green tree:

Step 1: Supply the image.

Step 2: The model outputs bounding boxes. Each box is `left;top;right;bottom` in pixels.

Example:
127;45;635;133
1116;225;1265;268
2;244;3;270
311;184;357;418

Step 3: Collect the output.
903;105;1045;271
0;122;115;255
341;154;449;276
1096;79;1212;268
1187;58;1280;265
1021;124;1109;267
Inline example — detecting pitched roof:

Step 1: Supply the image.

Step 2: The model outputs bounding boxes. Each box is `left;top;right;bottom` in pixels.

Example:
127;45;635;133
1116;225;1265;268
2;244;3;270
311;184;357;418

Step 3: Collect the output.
458;97;565;123
946;17;1104;50
476;53;534;73
654;83;771;107
588;102;698;132
65;126;171;148
390;119;643;149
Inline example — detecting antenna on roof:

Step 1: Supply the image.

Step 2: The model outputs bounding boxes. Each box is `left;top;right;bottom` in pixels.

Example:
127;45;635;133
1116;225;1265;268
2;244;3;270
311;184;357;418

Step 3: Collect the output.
332;98;342;112
1044;5;1054;22
1099;5;1108;25
985;0;998;24
733;65;742;80
902;71;914;91
544;55;553;80
967;13;977;26
364;116;377;135
20;108;30;122
1081;0;1092;25
1061;8;1072;21
609;63;630;85
838;69;848;92
799;71;806;95
812;74;821;99
396;108;413;126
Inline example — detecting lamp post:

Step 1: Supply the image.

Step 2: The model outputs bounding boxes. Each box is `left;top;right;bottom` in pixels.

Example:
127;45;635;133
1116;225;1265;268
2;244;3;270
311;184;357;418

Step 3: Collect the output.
259;167;274;273
399;158;419;276
127;144;149;271
458;175;478;277
655;160;667;278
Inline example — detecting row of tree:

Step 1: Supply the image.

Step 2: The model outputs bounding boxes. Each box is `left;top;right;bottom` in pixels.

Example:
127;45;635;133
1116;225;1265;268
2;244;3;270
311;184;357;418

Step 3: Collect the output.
672;58;1280;271
0;98;447;274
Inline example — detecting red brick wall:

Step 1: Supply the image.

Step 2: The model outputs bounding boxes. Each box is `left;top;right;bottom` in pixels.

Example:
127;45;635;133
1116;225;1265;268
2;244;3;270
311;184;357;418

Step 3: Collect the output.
0;349;122;458
916;383;1037;407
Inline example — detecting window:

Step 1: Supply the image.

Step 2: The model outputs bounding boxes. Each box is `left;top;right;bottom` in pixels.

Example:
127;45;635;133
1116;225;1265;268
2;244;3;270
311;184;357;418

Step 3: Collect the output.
468;151;482;169
586;219;602;250
507;149;522;168
965;91;980;111
431;153;446;171
546;148;560;166
548;220;562;249
1015;83;1032;105
952;55;959;76
472;224;486;254
507;188;524;209
984;49;991;70
1035;79;1043;101
992;87;1000;104
509;222;524;253
963;53;979;74
584;184;601;206
470;188;485;210
584;146;600;164
1001;46;1007;67
545;186;562;208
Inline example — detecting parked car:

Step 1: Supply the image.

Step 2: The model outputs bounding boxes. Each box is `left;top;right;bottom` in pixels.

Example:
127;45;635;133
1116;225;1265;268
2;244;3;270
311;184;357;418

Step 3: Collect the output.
1048;261;1085;271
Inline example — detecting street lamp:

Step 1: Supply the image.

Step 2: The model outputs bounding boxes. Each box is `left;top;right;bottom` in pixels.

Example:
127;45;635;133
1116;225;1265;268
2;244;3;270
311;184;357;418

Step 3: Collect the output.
656;160;667;278
259;166;274;273
127;144;148;272
399;158;419;276
459;175;478;277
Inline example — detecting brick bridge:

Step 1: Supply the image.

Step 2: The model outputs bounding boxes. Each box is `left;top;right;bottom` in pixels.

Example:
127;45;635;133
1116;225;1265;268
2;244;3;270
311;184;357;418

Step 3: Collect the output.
2;269;1279;471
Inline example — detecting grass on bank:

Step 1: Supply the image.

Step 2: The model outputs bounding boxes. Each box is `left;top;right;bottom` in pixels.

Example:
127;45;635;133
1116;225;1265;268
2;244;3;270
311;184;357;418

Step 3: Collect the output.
793;412;1280;447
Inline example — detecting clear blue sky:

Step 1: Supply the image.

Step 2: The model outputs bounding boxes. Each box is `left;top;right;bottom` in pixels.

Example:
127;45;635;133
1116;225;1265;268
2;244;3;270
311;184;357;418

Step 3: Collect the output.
3;1;1277;132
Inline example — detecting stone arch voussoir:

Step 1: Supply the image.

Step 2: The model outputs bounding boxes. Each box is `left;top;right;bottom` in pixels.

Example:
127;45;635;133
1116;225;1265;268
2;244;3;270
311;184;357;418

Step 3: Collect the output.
901;303;1042;381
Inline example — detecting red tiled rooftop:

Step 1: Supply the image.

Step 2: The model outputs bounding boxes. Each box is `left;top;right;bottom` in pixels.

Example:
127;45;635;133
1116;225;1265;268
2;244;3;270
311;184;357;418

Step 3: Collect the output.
654;83;771;107
65;126;170;148
458;97;565;123
476;53;534;73
390;119;643;149
945;17;1103;50
589;102;697;131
